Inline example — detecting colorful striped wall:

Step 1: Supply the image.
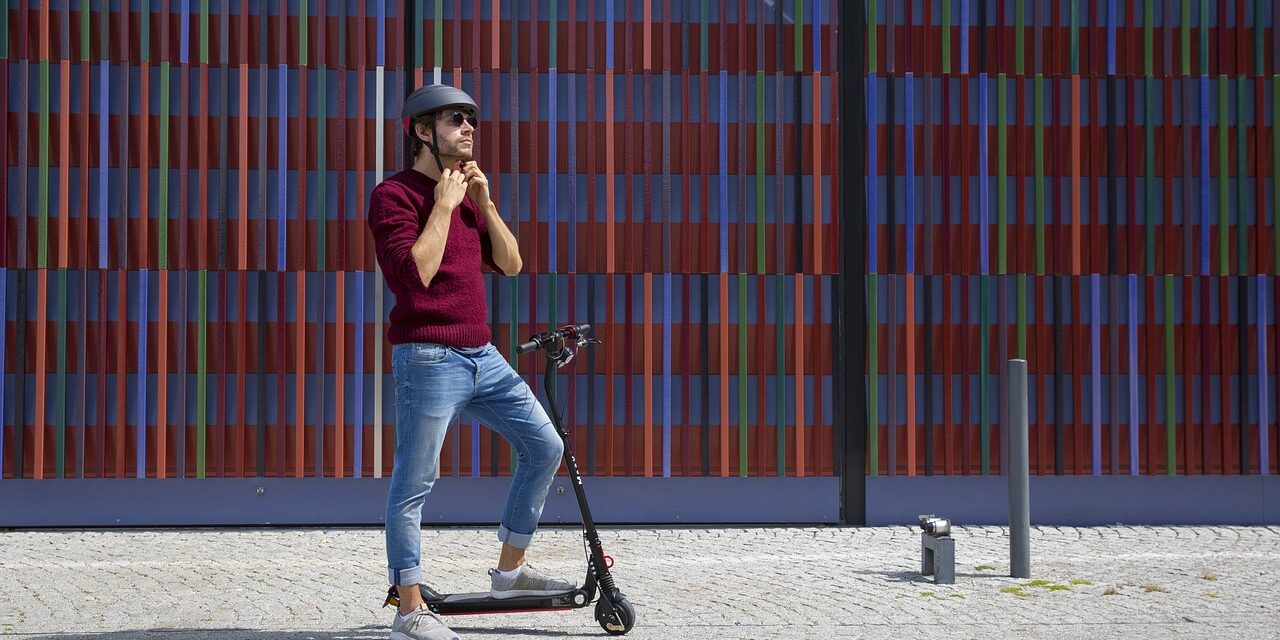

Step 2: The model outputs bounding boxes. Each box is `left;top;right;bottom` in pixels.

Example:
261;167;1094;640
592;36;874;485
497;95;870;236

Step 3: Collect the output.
868;0;1279;477
1;2;837;481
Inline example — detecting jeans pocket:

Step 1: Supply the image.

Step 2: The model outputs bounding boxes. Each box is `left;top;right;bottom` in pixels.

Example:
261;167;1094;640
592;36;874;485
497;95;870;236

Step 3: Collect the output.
406;342;449;365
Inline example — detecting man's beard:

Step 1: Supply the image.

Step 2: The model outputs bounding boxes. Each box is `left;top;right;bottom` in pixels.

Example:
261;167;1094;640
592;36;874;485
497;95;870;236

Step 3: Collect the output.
439;139;474;161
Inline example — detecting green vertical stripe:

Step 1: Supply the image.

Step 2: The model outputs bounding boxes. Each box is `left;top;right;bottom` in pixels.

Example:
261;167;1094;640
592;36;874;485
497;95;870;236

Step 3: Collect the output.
941;0;951;74
1218;75;1229;276
317;69;327;269
1180;0;1190;75
776;274;785;477
980;275;989;474
1143;0;1153;76
434;0;442;67
756;72;765;274
56;270;67;478
1164;275;1176;475
1236;77;1248;277
299;0;308;66
998;74;1008;274
1034;75;1045;275
700;0;708;71
80;0;90;60
868;275;878;475
794;0;803;72
1070;0;1079;73
1145;77;1156;274
1017;275;1027;358
200;0;209;64
413;0;423;68
159;62;170;269
549;0;557;66
0;0;7;58
38;59;49;269
197;271;207;478
140;0;150;61
1015;0;1025;75
739;273;748;477
867;0;877;73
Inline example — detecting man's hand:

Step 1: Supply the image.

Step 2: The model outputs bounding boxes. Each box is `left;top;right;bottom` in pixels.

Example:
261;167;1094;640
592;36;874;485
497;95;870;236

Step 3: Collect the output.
434;166;469;213
460;161;491;208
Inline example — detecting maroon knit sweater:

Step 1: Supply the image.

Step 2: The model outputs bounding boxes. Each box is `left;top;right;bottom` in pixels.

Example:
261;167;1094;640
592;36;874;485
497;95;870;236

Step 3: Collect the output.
367;168;498;347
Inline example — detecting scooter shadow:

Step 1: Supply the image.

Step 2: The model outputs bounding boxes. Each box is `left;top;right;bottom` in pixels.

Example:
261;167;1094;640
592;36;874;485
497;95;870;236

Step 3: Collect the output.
13;626;600;639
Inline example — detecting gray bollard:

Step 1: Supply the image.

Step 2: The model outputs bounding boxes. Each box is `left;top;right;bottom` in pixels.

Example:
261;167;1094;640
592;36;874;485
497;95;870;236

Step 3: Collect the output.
1007;359;1031;578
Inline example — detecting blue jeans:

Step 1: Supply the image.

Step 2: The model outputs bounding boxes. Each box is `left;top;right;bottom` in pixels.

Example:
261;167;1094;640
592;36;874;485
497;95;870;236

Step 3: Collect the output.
385;342;564;586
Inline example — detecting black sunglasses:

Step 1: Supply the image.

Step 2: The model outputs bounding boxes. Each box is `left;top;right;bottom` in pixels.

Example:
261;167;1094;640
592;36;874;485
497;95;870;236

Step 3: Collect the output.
436;110;478;128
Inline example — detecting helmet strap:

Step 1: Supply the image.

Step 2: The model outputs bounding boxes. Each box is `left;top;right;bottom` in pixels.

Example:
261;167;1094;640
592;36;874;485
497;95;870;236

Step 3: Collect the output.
426;119;446;174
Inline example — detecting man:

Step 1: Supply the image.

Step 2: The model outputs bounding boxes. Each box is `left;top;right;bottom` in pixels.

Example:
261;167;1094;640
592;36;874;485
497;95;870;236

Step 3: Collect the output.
367;83;575;640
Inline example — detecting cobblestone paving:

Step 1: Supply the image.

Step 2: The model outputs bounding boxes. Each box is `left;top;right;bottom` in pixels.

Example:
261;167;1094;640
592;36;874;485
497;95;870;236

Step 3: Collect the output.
1;525;1277;639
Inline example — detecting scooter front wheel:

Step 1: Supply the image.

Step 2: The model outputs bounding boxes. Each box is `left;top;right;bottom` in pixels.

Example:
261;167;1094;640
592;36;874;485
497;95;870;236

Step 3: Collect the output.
594;596;635;635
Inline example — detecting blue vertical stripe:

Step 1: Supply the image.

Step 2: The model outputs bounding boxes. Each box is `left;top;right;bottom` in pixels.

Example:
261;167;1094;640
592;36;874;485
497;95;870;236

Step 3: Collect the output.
549;69;557;273
568;73;577;273
136;270;148;478
1091;274;1101;475
1260;276;1270;475
1128;275;1140;475
960;0;970;74
277;64;287;271
663;274;672;477
606;0;614;69
1199;75;1210;275
180;0;190;63
1106;0;1117;75
98;61;109;268
353;275;364;478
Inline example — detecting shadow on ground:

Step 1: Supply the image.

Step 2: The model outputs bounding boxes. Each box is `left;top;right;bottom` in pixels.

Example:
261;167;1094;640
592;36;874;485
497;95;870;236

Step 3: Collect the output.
13;626;595;639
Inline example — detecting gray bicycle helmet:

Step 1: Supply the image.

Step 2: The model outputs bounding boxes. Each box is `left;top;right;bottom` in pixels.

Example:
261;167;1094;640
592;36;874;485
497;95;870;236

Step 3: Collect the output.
401;83;479;172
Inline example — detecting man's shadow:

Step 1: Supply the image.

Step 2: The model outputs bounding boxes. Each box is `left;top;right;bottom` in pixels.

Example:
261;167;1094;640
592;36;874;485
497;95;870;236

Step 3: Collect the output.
16;626;593;639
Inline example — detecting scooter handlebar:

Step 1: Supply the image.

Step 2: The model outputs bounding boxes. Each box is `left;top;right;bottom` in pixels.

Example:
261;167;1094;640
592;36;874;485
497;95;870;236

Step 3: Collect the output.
515;324;594;355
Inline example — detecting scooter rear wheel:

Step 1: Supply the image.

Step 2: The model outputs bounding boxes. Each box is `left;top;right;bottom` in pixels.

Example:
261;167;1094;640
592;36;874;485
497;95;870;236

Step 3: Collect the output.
595;596;635;635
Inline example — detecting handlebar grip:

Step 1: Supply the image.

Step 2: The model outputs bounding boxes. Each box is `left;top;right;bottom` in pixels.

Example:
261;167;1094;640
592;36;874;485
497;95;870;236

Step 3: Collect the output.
515;339;540;355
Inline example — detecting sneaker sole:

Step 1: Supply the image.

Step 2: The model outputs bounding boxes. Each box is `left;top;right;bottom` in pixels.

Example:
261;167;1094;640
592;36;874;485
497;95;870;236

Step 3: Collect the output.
390;632;459;640
489;588;575;600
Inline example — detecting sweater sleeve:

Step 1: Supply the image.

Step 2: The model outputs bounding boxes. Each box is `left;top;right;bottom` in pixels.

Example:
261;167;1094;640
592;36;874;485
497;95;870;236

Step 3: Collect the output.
471;198;501;272
368;184;425;290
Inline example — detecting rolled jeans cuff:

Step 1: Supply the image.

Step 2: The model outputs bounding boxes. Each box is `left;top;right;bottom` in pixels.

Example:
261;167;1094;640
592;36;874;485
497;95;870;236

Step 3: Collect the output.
389;565;424;587
497;524;535;549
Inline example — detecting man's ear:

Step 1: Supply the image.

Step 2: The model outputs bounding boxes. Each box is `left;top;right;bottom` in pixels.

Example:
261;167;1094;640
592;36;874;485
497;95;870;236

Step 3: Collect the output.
415;121;433;145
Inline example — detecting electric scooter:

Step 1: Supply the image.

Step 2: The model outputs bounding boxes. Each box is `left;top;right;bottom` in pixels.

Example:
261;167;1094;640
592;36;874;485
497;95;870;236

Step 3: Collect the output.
383;323;636;636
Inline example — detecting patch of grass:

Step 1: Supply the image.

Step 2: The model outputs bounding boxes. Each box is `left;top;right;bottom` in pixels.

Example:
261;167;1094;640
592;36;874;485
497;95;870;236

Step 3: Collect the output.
949;593;967;599
1143;584;1170;593
1102;585;1120;596
1046;585;1072;592
1069;578;1093;586
975;564;997;571
920;591;935;598
1201;569;1219;581
1000;586;1031;597
1204;592;1219;598
1024;579;1054;588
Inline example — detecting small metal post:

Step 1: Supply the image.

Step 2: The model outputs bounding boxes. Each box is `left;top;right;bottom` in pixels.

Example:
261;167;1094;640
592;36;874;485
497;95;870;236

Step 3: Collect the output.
1007;359;1031;579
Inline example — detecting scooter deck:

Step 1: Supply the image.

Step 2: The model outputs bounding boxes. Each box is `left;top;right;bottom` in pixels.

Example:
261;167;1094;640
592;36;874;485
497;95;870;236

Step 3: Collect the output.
419;584;588;615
